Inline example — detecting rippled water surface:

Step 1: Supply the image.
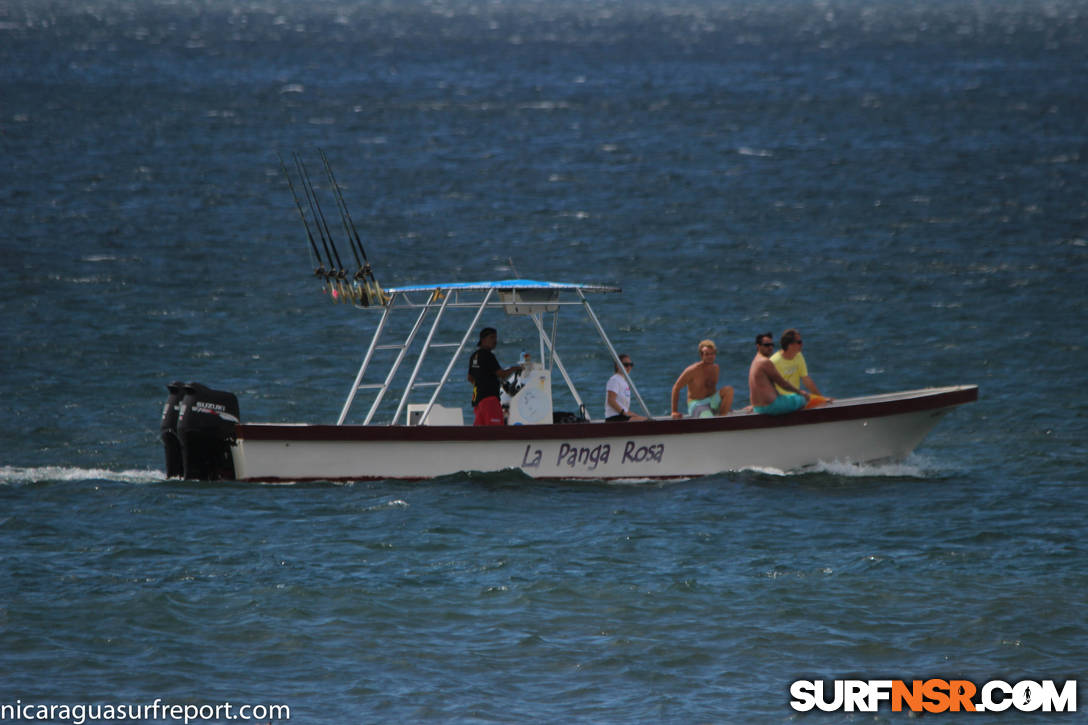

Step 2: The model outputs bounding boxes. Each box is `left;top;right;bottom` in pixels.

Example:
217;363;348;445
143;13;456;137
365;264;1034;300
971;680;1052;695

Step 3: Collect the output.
2;0;1086;721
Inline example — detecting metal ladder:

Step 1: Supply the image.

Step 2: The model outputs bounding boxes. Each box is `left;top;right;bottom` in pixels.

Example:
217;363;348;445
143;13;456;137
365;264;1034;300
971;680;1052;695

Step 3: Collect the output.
336;288;495;425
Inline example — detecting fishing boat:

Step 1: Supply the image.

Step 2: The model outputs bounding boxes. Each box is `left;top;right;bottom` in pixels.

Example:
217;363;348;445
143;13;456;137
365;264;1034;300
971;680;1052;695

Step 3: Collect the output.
162;277;977;482
159;156;977;482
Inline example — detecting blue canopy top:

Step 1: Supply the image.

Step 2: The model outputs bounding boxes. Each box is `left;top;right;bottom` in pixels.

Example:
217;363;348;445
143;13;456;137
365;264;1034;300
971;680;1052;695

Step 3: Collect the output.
384;278;621;294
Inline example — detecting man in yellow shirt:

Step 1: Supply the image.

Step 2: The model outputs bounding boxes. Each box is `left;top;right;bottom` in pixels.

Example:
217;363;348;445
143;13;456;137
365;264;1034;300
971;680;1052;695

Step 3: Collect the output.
770;329;826;397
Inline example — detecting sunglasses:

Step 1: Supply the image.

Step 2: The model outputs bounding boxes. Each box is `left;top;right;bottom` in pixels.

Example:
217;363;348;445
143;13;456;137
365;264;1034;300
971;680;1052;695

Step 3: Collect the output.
622;361;634;368
759;341;774;347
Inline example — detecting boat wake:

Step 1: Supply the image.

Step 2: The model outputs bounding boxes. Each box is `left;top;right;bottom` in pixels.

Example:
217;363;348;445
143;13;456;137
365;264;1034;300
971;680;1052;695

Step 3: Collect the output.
0;455;947;488
806;453;941;478
0;465;166;486
735;453;943;479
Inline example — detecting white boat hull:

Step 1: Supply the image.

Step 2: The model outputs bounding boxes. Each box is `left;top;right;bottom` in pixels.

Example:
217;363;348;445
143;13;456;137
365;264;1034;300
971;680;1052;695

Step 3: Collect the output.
231;385;977;482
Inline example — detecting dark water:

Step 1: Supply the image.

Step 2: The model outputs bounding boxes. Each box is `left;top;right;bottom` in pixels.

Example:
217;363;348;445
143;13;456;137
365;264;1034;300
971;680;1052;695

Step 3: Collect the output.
2;0;1086;721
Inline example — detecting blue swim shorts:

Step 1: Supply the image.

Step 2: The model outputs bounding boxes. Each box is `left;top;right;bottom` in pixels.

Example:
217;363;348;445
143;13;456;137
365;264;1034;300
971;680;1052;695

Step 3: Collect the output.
753;393;806;416
687;391;722;419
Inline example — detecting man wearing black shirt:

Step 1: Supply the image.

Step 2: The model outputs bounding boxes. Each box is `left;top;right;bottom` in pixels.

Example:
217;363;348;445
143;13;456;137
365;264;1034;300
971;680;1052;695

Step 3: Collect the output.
467;327;523;426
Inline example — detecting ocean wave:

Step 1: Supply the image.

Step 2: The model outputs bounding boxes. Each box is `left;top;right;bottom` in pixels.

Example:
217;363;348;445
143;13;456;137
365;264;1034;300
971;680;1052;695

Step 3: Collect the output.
0;465;166;486
806;454;938;478
728;453;945;479
0;458;941;487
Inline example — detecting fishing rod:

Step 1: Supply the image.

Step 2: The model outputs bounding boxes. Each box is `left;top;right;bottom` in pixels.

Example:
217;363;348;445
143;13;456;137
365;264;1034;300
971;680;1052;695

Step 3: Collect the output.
291;154;336;277
294;153;344;274
294;153;351;301
277;150;389;307
318;150;367;306
319;149;365;271
319;149;386;307
277;153;326;279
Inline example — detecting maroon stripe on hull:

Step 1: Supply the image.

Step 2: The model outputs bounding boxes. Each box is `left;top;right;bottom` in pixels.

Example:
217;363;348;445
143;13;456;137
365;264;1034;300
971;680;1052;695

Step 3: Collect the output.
239;474;701;483
236;386;977;444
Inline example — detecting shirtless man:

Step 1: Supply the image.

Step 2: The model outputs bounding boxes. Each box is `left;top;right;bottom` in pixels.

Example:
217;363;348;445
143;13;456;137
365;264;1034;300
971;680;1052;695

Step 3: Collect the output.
670;339;734;419
748;332;809;415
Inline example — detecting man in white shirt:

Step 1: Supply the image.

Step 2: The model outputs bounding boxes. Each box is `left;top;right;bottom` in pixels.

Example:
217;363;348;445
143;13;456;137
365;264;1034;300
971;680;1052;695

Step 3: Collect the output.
604;354;646;421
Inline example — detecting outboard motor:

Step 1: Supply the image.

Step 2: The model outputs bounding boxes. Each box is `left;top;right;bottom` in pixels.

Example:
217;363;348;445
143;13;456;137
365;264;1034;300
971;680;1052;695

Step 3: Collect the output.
176;382;240;481
160;381;185;478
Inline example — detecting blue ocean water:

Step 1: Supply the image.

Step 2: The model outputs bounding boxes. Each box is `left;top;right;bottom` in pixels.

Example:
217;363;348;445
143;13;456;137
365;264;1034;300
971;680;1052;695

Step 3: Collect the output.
2;0;1086;721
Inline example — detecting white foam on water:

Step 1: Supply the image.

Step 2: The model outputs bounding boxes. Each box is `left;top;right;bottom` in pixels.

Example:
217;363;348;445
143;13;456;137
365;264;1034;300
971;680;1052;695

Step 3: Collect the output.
806;453;937;478
0;454;946;487
738;466;791;477
727;453;943;479
0;465;166;485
